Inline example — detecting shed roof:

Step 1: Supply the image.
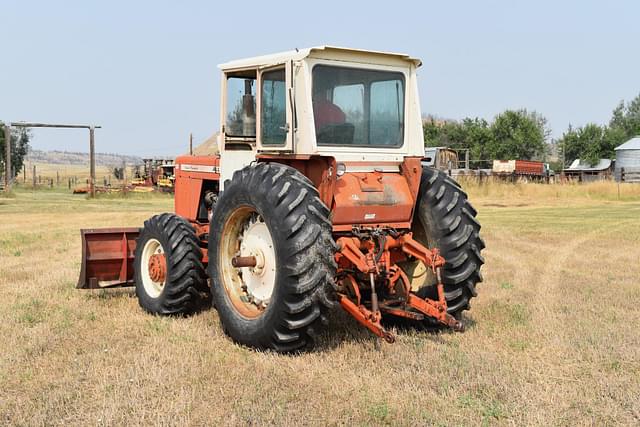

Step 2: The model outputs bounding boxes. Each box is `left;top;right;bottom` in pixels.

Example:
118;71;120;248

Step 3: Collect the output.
191;133;219;156
566;158;613;171
218;46;422;71
615;136;640;151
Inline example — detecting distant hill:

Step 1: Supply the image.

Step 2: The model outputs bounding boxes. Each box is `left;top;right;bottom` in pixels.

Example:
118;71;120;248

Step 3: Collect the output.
26;149;143;166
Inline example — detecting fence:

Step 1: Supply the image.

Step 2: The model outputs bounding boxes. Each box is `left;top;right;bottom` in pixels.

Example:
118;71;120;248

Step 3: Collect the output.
10;163;125;191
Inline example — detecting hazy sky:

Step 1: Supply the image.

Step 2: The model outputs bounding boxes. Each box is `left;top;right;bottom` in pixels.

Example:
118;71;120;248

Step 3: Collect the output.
1;0;638;156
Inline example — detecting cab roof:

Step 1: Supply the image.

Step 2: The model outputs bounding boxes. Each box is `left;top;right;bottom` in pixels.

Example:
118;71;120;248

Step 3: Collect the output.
218;46;422;71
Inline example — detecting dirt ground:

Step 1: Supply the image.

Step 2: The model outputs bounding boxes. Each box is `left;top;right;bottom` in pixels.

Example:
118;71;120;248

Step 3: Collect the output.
1;183;639;425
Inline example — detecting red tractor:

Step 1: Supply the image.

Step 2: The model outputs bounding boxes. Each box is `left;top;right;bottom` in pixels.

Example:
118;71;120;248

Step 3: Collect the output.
78;47;484;352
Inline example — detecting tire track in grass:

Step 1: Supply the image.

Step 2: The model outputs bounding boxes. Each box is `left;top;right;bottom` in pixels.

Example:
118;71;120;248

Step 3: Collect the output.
524;215;635;421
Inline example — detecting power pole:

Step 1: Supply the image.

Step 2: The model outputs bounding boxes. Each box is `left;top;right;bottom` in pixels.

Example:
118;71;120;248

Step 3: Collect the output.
189;132;193;155
4;124;11;192
89;126;96;198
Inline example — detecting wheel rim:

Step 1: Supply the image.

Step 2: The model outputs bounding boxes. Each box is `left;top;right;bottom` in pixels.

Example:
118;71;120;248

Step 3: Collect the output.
219;207;276;318
141;238;166;298
403;223;437;292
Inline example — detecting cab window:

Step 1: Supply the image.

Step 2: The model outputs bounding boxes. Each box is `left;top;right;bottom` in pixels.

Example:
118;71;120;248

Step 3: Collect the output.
312;65;405;147
226;74;256;137
261;68;287;145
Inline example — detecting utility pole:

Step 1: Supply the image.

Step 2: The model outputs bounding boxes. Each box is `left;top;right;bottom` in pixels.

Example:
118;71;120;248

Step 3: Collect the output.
189;132;193;155
89;126;96;198
4;124;11;192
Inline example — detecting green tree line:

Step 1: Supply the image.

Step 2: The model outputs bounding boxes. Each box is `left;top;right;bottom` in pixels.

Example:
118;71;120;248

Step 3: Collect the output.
424;93;640;169
557;93;640;166
423;109;549;168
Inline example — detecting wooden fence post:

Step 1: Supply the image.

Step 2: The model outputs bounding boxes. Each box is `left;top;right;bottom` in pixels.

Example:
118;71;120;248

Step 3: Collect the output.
4;124;11;192
89;126;96;198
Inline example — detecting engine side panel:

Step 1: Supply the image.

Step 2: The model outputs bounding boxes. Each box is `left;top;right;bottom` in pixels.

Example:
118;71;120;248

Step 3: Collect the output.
174;155;220;222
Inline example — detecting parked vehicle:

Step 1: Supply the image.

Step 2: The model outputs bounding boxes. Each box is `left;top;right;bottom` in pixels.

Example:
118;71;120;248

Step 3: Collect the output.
77;46;485;352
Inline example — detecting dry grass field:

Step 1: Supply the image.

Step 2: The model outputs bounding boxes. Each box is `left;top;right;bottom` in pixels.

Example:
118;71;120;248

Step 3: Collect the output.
17;163;114;184
1;182;639;425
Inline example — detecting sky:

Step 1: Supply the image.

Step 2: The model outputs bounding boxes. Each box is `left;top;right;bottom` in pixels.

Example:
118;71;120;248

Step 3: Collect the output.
1;0;639;156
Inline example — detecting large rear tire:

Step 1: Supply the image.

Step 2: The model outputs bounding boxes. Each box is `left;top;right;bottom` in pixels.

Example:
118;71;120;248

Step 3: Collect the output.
134;213;209;315
409;168;485;322
208;163;336;352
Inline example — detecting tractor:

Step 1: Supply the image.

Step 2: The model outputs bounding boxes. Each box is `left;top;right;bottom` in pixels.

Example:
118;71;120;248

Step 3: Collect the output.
77;46;484;352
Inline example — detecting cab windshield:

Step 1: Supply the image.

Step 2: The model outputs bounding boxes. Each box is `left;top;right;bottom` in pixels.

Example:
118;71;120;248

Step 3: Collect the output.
312;65;405;147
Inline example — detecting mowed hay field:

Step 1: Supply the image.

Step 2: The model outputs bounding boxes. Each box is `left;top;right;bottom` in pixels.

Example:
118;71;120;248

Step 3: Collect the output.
1;183;639;425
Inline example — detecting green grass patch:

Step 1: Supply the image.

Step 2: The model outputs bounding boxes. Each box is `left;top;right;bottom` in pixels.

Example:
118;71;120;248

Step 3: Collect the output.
367;402;391;423
457;393;506;424
484;301;529;328
15;298;47;326
500;282;514;290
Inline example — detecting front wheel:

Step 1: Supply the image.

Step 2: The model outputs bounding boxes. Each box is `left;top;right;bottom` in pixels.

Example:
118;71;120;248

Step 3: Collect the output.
208;163;336;352
134;213;209;315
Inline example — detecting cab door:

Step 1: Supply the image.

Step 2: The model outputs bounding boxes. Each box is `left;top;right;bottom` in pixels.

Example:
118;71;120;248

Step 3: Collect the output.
256;62;294;152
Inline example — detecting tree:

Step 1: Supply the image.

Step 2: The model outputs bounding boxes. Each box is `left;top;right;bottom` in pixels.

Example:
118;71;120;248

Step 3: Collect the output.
423;110;549;166
557;123;619;166
0;123;31;180
423;117;461;148
558;125;581;166
460;118;493;168
488;109;548;161
423;117;494;168
557;93;640;167
608;93;640;144
579;123;607;166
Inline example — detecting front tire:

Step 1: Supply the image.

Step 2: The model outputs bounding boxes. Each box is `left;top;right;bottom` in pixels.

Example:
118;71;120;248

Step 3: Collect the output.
208;163;336;352
134;213;208;315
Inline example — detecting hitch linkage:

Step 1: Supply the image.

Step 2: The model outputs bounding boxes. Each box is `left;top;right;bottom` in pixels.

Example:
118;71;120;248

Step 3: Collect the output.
335;229;464;343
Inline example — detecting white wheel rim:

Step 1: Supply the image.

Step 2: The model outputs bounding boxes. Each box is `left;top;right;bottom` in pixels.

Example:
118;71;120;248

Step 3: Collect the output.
239;218;276;304
141;238;165;298
219;208;277;318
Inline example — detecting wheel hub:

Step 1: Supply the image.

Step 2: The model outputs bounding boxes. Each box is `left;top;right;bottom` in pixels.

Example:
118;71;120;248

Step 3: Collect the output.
140;238;166;298
238;217;276;306
148;253;166;283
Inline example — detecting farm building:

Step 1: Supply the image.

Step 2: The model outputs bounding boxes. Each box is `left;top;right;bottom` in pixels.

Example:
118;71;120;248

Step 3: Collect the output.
615;136;640;182
562;158;614;182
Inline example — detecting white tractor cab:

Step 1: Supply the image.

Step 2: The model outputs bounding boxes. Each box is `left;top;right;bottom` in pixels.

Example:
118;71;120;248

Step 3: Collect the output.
217;46;425;188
